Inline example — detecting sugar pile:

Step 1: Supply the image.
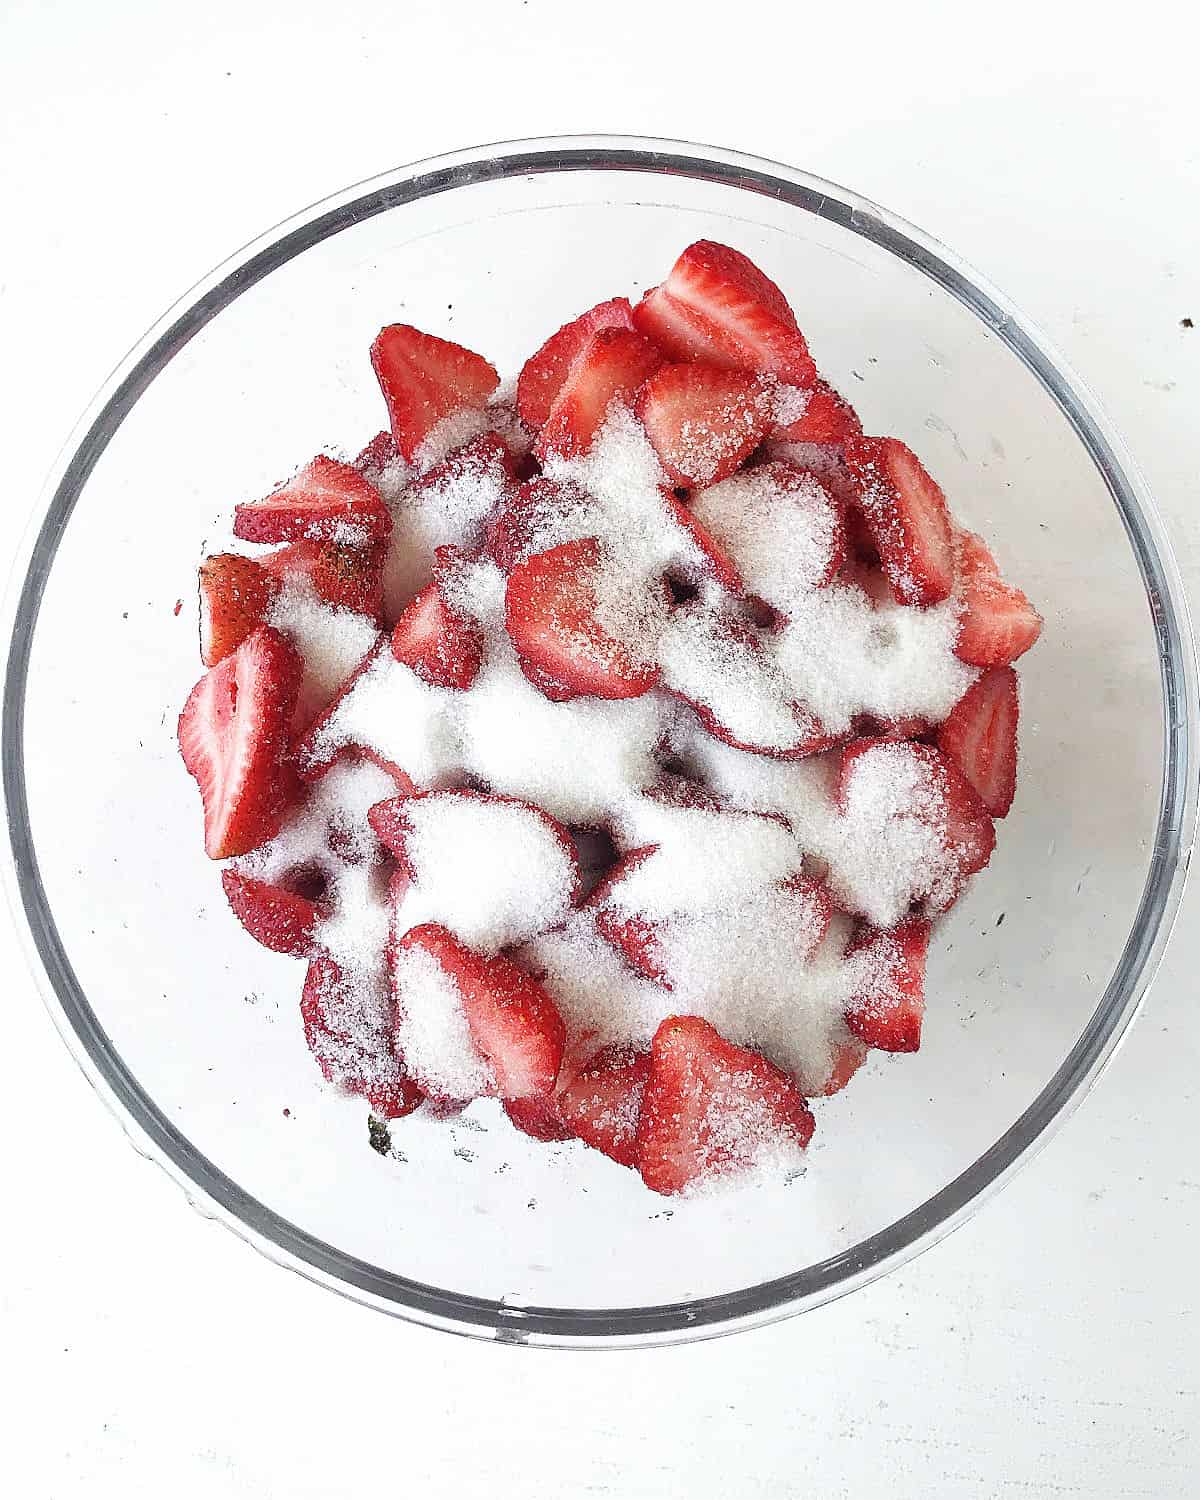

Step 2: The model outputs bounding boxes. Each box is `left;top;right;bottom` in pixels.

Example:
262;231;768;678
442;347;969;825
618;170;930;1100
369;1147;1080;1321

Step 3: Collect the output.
267;578;381;731
390;937;495;1099
688;464;842;598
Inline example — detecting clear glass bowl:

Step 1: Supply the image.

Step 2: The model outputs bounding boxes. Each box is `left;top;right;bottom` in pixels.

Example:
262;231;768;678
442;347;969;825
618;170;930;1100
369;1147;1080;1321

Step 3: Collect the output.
4;136;1195;1348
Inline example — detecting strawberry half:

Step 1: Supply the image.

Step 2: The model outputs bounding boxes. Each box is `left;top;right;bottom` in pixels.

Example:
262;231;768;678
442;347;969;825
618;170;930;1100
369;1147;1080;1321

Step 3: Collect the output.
844;436;955;606
557;1044;651;1169
301;952;424;1118
178;627;302;859
632;240;817;388
394;924;566;1099
635;1016;816;1195
517;296;636;430
937;665;1019;817
370;324;500;462
233;455;392;545
264;539;385;618
221;870;323;956
391;576;483;690
504;537;665;700
844;918;931;1052
953;530;1043;666
198;553;279;667
534;327;664;463
636;364;775;488
772;376;862;444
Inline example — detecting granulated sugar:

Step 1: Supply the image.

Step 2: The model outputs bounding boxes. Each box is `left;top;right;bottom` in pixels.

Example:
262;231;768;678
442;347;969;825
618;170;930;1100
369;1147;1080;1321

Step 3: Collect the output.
390;937;495;1098
267;579;381;731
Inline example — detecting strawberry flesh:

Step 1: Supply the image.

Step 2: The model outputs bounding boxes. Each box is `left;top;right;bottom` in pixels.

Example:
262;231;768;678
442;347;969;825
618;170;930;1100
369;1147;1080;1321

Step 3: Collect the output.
234;455;391;545
264;539;385;618
221;870;323;956
517;296;636;430
772;376;862;444
937;665;1019;817
558;1044;651;1168
636;363;775;488
503;1094;575;1143
391;577;483;690
300;952;423;1117
198;554;279;667
953;530;1043;666
534;327;664;463
844;437;955;606
844;918;931;1052
370;324;499;462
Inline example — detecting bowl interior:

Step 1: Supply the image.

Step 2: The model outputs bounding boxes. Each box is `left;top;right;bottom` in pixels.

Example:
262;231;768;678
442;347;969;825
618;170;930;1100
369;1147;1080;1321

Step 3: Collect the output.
7;148;1185;1341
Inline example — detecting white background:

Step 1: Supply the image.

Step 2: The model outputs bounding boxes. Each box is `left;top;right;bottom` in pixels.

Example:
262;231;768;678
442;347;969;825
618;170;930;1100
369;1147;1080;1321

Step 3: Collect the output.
2;2;1198;1494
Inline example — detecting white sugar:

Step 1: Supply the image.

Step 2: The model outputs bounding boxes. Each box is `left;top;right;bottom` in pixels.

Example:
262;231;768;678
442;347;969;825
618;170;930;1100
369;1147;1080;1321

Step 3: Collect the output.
689;466;841;600
413;407;494;473
391;938;495;1098
393;793;577;954
267;580;381;731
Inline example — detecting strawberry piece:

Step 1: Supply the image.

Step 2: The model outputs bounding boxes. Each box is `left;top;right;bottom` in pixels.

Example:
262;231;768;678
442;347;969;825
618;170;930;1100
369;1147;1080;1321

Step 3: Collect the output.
772;377;862;444
504;1094;575;1143
301;953;423;1117
221;870;323;956
517;296;636;430
355;429;399;476
391;578;483;690
595;907;669;984
198;554;280;667
178;627;302;859
534;328;664;463
937;665;1019;817
264;540;385;618
636;364;775;488
484;476;594;573
557;1044;651;1168
370;324;499;462
844;437;955;606
504;537;665;700
635;1016;816;1195
809;1035;869;1097
395;924;565;1099
663;493;743;593
844;918;931;1052
953;530;1043;666
632;240;817;388
518;656;580;702
233;455;391;545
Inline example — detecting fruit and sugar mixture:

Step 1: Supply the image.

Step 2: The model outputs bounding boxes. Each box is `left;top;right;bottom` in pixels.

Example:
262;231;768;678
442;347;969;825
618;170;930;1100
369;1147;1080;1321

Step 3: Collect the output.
178;241;1042;1196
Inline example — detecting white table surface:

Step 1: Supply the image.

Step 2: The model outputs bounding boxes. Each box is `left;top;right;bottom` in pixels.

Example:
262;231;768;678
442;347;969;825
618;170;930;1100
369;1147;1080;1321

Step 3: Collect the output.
2;3;1197;1495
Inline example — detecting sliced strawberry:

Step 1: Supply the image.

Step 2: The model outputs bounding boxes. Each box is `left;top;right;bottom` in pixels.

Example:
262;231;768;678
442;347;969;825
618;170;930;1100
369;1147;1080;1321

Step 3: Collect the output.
809;1035;869;1097
301;952;423;1117
198;554;279;667
395;924;565;1098
391;578;483;690
264;539;385;618
953;530;1043;666
178;627;302;859
517;296;636;430
518;656;580;702
557;1044;651;1168
844;918;931;1052
233;455;392;545
844;437;955;606
534;328;664;463
220;870;322;956
635;1016;816;1195
370;324;499;462
632;240;817;388
663;493;743;593
355;429;399;475
772;376;862;443
937;665;1019;817
504;537;665;700
503;1094;575;1143
636;364;775;488
484;476;595;573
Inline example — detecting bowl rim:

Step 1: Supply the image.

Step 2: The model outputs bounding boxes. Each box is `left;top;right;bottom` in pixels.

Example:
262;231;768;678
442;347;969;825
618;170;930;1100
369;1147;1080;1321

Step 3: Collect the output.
4;133;1196;1348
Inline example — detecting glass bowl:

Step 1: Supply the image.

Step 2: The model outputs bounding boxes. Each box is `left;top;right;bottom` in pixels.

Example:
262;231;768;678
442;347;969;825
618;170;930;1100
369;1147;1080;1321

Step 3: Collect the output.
4;136;1195;1348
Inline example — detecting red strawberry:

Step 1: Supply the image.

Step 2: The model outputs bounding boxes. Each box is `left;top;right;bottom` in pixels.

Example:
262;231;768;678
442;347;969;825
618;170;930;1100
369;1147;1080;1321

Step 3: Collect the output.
519;656;580;702
178;627;302;859
844;918;931;1052
663;492;743;592
198;554;279;667
809;1035;869;1097
557;1044;651;1168
394;924;565;1098
937;665;1019;817
233;455;391;545
517;296;636;430
534;328;664;462
391;578;483;690
370;325;499;462
953;531;1043;666
503;1094;575;1143
505;537;664;700
301;953;423;1117
220;870;323;956
636;364;775;488
635;1016;816;1195
484;476;594;573
264;539;385;618
632;240;817;388
844;437;955;606
354;429;399;475
772;376;862;444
